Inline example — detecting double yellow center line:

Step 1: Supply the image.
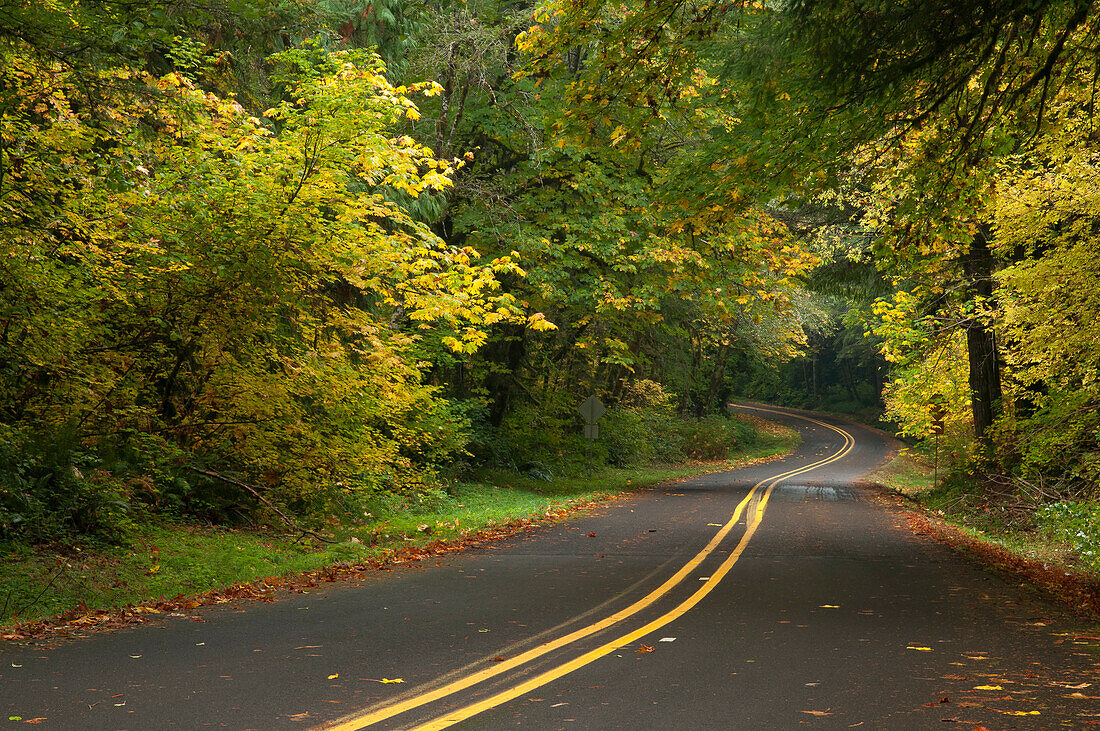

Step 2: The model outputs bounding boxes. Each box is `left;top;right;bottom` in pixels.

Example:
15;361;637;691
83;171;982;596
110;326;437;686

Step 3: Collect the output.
325;408;855;730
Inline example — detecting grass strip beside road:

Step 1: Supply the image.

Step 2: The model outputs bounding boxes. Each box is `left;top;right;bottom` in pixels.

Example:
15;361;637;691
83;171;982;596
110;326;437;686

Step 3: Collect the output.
0;425;798;637
863;449;934;497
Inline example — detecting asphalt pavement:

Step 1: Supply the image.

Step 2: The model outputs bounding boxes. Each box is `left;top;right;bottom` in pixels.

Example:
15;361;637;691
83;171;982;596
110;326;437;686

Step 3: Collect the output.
2;405;1098;729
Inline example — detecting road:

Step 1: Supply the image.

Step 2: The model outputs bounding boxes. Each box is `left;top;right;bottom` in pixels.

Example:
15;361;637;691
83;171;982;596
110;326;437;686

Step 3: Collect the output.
2;405;1098;729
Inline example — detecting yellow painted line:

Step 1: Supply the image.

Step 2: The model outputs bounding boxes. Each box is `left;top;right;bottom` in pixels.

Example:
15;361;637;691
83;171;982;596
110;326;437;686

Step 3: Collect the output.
325;489;761;730
416;483;779;729
325;411;854;731
413;416;855;730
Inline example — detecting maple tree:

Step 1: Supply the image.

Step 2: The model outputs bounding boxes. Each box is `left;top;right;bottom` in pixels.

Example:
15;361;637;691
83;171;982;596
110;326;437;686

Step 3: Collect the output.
755;0;1100;483
402;0;820;431
0;15;526;539
5;0;1100;542
514;0;1100;487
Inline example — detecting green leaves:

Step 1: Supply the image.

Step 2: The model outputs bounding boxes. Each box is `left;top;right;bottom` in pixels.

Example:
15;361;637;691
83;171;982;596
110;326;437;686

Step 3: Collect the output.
0;33;526;538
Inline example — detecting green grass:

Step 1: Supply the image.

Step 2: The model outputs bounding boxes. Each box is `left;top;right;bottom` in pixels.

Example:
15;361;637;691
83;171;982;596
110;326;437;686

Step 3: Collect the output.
864;449;935;497
929;519;1093;573
0;527;330;626
1;423;799;630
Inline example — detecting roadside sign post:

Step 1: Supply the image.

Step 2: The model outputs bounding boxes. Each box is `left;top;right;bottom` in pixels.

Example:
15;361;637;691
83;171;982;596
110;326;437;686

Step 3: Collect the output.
578;395;607;426
578;395;607;472
929;400;947;487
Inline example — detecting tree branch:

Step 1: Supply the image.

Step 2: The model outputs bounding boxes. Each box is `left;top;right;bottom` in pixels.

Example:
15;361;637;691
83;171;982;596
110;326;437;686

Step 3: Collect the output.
189;467;335;543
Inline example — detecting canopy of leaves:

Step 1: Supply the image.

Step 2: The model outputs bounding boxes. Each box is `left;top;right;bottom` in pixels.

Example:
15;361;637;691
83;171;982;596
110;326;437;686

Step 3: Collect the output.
9;0;1100;544
0;18;523;540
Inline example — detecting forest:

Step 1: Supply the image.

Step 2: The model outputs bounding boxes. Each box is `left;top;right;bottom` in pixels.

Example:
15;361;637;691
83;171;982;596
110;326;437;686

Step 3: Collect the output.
2;0;1098;566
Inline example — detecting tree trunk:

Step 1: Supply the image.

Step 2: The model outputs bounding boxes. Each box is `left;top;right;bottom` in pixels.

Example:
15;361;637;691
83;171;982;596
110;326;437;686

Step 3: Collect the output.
704;344;730;414
963;226;1002;444
811;352;818;399
486;326;527;427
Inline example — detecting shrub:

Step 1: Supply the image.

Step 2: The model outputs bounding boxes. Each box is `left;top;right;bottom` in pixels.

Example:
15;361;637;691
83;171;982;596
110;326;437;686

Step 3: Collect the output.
677;415;749;461
1036;501;1100;571
0;425;136;544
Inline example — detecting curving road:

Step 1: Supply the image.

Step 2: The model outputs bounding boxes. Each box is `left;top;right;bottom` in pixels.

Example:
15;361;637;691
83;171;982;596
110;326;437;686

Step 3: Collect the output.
2;405;1098;729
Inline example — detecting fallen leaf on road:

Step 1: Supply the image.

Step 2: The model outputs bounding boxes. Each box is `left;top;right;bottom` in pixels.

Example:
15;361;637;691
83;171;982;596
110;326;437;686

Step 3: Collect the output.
23;719;47;724
379;678;404;684
587;532;596;537
1001;710;1040;716
973;685;1003;691
551;702;568;708
707;523;723;527
327;674;339;680
801;710;831;716
1066;683;1092;689
907;646;933;651
820;605;839;609
636;645;655;653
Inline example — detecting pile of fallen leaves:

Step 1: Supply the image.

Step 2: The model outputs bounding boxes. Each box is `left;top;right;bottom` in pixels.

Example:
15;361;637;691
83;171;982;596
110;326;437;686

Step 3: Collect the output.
907;506;1100;617
861;472;1100;618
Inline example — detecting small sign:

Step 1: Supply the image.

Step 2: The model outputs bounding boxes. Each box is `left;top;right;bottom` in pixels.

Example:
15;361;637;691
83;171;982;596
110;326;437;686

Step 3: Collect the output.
578;395;607;424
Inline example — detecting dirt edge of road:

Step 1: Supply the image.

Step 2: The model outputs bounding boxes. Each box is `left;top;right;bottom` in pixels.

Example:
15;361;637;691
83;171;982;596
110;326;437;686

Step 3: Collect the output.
0;494;621;646
863;481;1100;619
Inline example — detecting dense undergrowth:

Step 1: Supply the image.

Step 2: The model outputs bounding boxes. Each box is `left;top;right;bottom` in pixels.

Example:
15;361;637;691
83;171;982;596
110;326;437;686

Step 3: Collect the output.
919;472;1100;577
1;380;764;546
870;449;1100;601
1;413;797;630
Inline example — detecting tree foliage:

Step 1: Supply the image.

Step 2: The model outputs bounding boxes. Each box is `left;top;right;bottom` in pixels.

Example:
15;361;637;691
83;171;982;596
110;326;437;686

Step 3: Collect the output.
0;16;523;539
7;0;1100;542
